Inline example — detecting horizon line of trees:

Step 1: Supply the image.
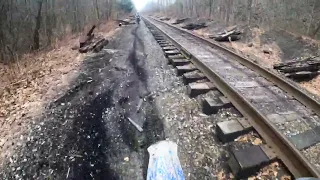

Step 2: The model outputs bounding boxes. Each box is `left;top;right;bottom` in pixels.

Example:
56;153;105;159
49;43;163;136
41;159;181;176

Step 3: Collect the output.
0;0;133;64
149;0;320;39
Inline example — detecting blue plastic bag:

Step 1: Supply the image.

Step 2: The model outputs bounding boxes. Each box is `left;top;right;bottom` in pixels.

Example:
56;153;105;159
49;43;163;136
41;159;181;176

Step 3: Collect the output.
147;140;185;180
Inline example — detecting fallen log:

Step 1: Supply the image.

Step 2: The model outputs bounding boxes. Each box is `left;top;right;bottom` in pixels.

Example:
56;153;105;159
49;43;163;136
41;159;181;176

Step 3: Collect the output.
277;64;320;73
93;39;109;52
87;25;96;36
79;38;109;53
274;56;320;80
285;71;319;79
215;34;241;42
79;46;90;53
274;56;316;69
172;18;189;25
182;22;207;30
79;25;96;48
79;34;94;48
214;29;242;42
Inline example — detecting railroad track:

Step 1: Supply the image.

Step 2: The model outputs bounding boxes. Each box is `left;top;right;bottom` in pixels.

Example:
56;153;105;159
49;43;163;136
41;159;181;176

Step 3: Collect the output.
143;17;320;179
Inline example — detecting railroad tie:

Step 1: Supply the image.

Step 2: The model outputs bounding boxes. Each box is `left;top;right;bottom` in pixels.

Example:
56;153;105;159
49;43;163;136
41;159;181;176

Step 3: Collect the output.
176;64;197;76
216;118;253;143
228;145;277;179
162;46;177;51
158;43;172;47
182;71;206;84
167;54;186;64
172;59;190;67
157;39;167;43
289;126;320;150
164;50;181;57
187;82;215;97
202;96;233;114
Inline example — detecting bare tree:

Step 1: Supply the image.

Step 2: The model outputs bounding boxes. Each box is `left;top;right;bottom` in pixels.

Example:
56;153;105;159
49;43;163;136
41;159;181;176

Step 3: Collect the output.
151;0;320;39
33;0;43;50
0;0;133;63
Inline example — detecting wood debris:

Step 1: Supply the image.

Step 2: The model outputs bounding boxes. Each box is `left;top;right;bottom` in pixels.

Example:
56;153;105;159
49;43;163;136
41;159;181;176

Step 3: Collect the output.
79;25;96;48
212;26;242;42
78;25;109;53
182;22;207;30
172;18;189;25
274;56;320;80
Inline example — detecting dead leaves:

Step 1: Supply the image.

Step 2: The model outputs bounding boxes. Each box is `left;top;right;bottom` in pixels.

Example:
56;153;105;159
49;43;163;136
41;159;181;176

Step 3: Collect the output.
235;135;249;143
234;132;263;145
280;175;292;180
252;138;263;145
0;37;86;152
218;162;291;180
217;170;234;180
250;162;292;180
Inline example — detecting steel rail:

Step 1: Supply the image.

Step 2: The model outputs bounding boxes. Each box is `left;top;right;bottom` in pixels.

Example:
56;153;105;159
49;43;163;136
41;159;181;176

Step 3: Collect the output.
143;17;320;178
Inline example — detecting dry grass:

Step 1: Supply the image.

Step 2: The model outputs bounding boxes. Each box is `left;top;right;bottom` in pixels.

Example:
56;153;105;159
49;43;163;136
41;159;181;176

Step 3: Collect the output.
193;27;282;68
0;20;120;160
194;28;212;38
300;76;320;97
224;27;282;68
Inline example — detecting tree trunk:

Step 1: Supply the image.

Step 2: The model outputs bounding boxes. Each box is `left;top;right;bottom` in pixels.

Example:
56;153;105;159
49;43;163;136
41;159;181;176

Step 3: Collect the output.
94;0;100;20
33;0;43;50
209;0;213;17
247;0;253;25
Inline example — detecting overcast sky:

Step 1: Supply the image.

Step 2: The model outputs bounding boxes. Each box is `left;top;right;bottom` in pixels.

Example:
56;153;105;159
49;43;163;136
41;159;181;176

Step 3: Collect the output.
132;0;151;11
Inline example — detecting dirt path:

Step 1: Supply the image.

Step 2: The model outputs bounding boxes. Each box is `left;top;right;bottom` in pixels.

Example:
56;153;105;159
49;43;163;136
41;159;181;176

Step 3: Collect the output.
0;22;168;179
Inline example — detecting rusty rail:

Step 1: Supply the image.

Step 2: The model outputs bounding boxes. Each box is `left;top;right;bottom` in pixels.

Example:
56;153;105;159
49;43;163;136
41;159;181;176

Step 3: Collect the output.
143;17;320;178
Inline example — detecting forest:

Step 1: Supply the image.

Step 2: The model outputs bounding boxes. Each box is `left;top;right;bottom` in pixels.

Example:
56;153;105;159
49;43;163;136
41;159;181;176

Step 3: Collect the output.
0;0;133;63
152;0;320;39
2;0;320;63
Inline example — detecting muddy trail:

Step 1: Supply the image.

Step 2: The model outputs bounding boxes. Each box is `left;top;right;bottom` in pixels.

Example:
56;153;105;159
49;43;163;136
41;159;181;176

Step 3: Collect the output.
0;24;165;179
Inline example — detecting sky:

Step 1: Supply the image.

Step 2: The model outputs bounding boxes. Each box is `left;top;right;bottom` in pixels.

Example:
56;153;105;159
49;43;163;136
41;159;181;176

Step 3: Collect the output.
132;0;151;11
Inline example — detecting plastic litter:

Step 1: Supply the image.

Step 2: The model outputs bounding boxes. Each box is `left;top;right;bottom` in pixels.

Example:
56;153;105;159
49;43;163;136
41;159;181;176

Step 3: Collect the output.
147;140;185;180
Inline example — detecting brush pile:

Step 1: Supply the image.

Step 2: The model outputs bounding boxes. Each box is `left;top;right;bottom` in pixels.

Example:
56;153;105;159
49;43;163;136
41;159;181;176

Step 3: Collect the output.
274;56;320;80
78;25;109;53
